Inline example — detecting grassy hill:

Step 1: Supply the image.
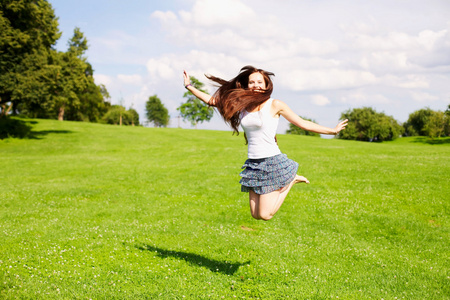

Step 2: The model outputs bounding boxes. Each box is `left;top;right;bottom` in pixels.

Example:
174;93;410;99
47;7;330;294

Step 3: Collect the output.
1;119;449;299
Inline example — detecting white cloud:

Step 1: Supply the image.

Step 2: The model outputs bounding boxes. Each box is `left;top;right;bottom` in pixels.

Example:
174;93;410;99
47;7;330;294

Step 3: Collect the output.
350;28;450;72
310;95;330;106
283;69;378;91
150;0;340;62
151;10;177;23
417;29;448;51
351;31;417;51
382;74;430;89
93;74;112;86
359;51;413;74
409;91;440;103
117;74;143;85
146;50;244;84
340;92;391;105
188;0;255;27
147;57;176;80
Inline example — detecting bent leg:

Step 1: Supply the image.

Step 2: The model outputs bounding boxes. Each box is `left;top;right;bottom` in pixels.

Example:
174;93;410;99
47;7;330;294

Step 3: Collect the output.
249;191;261;219
258;175;309;221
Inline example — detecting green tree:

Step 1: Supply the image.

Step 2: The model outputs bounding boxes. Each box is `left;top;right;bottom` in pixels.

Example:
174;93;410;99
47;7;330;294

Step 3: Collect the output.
102;105;139;126
338;107;403;142
63;59;110;122
0;3;108;122
177;76;214;128
0;0;61;117
423;111;446;138
65;81;111;122
403;107;450;138
146;95;169;127
67;27;88;57
15;28;106;122
286;116;320;137
53;28;91;121
403;108;434;136
128;108;140;126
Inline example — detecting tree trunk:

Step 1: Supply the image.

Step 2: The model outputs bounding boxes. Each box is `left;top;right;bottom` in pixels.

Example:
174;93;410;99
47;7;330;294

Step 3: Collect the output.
5;102;12;116
58;105;65;121
0;102;13;118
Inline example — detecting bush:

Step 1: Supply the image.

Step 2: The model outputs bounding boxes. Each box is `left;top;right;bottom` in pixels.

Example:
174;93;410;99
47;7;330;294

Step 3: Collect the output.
338;107;403;142
404;107;449;138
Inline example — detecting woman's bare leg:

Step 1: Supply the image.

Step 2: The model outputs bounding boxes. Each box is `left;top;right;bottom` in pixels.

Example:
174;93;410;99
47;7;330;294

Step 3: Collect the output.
257;175;309;221
249;191;261;219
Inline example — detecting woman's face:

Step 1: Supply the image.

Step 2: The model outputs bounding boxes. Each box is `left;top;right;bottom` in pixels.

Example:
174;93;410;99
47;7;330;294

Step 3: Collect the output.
248;72;266;91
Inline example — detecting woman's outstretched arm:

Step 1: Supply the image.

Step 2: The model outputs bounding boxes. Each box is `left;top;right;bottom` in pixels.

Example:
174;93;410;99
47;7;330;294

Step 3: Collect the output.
183;70;215;106
273;99;348;135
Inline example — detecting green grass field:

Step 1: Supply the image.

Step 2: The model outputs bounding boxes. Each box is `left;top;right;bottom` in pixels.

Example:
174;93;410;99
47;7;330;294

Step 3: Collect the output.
1;118;449;299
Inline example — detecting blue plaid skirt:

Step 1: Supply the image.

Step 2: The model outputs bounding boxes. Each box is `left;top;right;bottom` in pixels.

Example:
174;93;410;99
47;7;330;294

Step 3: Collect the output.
239;154;299;194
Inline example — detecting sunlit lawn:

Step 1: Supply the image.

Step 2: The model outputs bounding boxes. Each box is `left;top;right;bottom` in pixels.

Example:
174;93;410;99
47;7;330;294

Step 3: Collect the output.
1;118;449;299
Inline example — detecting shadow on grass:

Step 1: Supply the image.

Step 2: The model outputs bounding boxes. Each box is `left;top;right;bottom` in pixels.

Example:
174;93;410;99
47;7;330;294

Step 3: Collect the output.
410;136;450;145
0;117;33;139
137;244;250;275
29;129;73;139
0;117;72;139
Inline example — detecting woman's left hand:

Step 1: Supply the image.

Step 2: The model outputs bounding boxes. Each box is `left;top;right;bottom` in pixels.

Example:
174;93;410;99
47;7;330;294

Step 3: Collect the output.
334;119;348;134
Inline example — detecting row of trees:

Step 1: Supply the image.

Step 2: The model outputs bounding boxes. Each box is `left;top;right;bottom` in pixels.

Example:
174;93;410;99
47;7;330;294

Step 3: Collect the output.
0;0;137;126
288;105;450;141
2;1;447;141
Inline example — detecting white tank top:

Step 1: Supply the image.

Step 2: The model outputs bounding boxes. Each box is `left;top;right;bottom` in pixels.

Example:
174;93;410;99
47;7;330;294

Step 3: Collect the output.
240;98;282;159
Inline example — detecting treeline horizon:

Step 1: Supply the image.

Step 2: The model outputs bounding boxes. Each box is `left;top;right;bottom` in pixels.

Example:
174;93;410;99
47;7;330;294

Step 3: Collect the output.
1;1;448;142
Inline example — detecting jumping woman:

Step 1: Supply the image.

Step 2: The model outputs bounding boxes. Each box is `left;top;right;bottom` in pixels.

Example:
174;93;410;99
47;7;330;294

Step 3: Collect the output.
183;66;348;221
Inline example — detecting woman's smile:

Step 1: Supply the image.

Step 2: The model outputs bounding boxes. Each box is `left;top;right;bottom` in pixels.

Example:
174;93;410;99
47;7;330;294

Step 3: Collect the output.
248;72;266;91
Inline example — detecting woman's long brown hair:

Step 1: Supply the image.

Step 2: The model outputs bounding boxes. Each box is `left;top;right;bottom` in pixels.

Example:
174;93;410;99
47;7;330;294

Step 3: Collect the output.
206;65;274;135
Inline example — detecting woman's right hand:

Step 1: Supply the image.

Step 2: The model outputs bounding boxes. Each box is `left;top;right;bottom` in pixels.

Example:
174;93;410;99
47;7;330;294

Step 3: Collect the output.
181;70;214;105
183;70;191;87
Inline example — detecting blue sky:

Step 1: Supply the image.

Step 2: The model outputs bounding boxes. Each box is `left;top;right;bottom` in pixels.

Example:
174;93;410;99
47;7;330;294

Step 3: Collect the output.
50;0;450;133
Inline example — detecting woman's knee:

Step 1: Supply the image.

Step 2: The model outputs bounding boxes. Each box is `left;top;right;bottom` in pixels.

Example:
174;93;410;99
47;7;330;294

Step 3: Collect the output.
259;211;273;221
